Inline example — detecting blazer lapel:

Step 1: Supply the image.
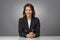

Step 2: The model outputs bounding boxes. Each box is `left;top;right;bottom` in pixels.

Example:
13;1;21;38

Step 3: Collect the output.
30;17;35;29
23;16;35;30
23;17;29;29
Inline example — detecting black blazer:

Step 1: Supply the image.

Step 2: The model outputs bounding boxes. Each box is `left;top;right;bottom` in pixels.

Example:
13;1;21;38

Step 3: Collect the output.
18;16;40;38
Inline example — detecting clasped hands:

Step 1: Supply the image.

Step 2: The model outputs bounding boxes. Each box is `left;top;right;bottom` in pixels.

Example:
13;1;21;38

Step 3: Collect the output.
26;32;36;38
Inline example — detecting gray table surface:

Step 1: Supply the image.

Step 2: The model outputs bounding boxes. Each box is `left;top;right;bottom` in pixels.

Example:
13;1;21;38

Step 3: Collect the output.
0;36;60;40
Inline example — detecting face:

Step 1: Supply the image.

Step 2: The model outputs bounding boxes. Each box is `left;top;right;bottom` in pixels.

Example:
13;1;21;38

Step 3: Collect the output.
25;6;32;17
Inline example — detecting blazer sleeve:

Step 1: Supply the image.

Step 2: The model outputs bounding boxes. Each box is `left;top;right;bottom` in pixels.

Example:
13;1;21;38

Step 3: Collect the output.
18;18;27;37
35;18;40;37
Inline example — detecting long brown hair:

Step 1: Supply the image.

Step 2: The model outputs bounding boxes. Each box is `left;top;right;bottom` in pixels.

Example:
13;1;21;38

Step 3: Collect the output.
23;3;35;18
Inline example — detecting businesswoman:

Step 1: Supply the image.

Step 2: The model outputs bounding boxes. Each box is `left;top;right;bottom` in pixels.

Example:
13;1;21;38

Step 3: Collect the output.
18;3;40;38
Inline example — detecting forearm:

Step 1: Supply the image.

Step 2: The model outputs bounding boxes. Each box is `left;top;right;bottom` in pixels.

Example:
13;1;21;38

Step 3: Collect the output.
34;32;40;37
19;32;27;37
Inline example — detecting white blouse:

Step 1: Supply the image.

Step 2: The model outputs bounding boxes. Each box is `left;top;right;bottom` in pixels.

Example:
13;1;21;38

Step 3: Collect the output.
27;19;31;29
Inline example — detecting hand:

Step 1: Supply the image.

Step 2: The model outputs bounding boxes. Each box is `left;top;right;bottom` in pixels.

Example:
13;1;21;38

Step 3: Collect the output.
26;32;36;38
29;32;34;35
29;32;36;37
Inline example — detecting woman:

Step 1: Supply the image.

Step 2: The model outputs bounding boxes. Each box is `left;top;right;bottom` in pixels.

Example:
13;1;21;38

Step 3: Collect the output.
18;3;40;38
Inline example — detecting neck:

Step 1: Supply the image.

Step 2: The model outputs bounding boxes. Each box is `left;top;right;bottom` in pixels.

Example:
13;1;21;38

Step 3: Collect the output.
27;16;31;20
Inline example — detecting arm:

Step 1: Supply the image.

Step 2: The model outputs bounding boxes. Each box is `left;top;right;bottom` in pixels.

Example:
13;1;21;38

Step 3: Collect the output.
35;18;40;37
18;18;27;37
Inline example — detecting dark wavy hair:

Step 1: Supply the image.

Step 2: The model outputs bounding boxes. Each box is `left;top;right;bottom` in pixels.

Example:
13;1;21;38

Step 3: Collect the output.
23;3;35;18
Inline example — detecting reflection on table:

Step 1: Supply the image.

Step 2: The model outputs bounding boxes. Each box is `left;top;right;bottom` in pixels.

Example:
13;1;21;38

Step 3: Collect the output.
19;37;40;40
0;36;60;40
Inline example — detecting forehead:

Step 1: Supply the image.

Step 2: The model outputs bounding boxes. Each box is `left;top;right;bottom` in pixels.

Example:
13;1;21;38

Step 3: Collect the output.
25;6;31;9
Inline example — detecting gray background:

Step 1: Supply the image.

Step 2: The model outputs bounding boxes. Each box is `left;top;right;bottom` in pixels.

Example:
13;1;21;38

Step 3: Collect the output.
0;0;60;36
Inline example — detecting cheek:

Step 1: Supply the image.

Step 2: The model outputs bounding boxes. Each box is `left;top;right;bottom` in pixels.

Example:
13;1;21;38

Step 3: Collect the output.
25;11;28;14
30;11;32;14
25;11;28;15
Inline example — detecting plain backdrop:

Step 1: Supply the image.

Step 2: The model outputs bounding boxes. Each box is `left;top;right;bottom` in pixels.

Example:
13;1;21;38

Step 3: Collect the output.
0;0;60;36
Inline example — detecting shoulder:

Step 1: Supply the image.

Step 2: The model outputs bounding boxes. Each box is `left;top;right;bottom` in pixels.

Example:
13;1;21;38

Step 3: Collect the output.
19;17;24;21
33;17;40;21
